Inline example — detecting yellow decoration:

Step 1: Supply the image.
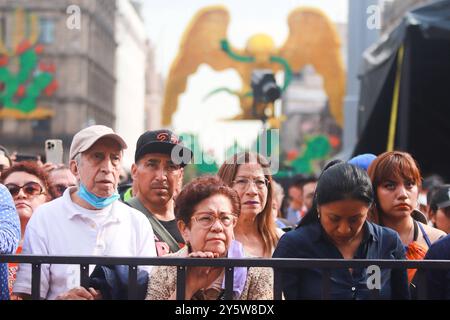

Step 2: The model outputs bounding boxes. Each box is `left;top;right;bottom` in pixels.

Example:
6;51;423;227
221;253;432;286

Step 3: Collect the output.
246;34;276;64
29;13;39;46
14;8;25;53
0;107;54;119
162;6;346;127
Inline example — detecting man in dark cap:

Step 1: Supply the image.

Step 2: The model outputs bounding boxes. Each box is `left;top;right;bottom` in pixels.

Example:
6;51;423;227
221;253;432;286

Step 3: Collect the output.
128;129;192;256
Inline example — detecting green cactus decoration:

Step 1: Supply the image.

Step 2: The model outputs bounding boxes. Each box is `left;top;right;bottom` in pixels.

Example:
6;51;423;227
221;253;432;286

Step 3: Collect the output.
290;135;331;174
0;41;57;114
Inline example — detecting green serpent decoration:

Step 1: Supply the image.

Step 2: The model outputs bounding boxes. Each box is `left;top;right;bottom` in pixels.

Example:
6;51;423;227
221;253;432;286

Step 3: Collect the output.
204;39;293;100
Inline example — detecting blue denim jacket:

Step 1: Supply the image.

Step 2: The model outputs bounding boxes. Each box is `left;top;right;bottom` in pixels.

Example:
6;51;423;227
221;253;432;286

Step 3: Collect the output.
273;220;410;300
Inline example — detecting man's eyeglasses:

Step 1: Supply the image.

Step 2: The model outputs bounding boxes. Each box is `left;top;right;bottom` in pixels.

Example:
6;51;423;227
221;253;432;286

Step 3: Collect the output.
5;182;46;198
191;212;237;229
232;177;268;190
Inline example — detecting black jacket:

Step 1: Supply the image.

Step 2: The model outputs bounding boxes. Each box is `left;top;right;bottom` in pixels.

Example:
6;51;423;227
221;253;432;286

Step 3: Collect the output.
89;265;149;300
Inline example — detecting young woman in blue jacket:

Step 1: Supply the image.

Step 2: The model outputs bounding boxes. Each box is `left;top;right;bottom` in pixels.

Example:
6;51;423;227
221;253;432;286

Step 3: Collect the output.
273;161;409;300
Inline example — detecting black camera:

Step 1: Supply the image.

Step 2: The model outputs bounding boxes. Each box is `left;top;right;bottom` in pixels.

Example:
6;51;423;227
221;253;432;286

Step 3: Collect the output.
251;70;281;104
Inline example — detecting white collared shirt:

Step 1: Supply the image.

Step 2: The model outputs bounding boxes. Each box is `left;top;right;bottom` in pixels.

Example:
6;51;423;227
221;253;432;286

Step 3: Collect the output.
13;187;156;299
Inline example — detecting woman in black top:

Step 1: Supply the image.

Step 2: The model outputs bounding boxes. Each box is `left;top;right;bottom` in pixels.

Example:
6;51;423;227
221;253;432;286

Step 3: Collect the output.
273;161;409;300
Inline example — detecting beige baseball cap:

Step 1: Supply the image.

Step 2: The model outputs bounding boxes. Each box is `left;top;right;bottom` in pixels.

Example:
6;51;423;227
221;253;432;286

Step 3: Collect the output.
69;125;127;160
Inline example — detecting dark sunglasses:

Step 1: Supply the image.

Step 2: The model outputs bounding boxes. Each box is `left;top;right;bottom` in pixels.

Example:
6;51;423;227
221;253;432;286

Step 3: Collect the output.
5;182;45;198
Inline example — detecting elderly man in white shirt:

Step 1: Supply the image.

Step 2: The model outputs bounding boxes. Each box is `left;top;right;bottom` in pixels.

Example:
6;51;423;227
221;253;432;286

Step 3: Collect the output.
13;125;157;300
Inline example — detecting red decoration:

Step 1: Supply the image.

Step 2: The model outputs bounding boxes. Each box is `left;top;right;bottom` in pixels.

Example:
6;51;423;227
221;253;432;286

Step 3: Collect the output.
0;55;8;66
328;135;341;149
16;85;26;97
16;40;31;55
44;80;58;96
35;44;44;55
286;149;299;161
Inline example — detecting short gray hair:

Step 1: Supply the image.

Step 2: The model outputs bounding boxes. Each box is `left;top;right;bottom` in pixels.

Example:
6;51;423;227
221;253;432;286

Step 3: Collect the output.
74;153;82;166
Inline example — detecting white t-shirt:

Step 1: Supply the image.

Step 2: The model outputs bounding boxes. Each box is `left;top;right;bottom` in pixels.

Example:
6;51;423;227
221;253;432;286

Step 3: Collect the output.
13;187;157;300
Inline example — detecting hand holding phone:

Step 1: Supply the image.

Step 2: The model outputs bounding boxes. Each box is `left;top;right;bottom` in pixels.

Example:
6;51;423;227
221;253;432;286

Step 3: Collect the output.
45;139;63;164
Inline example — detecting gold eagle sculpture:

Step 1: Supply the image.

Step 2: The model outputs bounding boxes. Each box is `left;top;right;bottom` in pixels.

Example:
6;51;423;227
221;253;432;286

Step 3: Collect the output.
162;5;346;127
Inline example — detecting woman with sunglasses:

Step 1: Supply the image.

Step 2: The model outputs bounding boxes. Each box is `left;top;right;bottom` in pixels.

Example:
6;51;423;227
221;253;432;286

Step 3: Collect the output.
217;152;280;258
146;175;273;300
0;161;54;297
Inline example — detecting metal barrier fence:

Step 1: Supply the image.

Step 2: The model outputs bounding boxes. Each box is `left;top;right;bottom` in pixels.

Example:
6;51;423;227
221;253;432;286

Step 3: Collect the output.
1;255;449;300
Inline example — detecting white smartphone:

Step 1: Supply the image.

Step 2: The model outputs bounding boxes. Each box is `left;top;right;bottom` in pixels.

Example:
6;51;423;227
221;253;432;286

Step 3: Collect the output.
45;139;63;164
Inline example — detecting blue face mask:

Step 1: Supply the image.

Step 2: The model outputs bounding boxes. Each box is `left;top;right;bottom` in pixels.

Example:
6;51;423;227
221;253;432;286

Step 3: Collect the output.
77;183;119;209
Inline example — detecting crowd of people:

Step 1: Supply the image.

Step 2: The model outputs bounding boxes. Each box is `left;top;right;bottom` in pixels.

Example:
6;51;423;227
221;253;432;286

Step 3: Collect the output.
0;125;449;300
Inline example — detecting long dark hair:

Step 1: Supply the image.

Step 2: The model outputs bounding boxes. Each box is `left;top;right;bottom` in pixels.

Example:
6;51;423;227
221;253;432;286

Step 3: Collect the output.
298;160;374;227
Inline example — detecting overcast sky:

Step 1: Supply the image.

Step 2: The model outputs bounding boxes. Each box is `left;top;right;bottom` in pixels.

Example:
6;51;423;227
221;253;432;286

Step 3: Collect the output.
141;0;349;161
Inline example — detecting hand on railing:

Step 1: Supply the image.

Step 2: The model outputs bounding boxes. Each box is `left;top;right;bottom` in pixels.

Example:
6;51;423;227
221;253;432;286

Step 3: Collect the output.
55;286;102;300
184;251;223;299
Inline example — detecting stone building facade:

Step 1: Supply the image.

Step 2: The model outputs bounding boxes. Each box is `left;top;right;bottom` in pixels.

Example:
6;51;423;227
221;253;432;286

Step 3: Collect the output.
0;0;116;160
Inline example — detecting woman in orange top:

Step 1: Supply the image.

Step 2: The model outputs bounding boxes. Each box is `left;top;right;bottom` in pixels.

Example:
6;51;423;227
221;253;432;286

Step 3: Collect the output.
1;161;54;298
367;151;446;292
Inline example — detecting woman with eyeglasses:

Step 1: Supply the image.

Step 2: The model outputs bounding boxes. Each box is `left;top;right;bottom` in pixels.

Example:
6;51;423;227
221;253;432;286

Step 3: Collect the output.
217;152;280;258
146;175;273;300
0;161;55;298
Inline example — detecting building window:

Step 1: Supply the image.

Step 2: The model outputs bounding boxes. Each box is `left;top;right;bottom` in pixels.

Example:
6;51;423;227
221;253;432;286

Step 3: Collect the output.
39;18;55;44
31;119;51;140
